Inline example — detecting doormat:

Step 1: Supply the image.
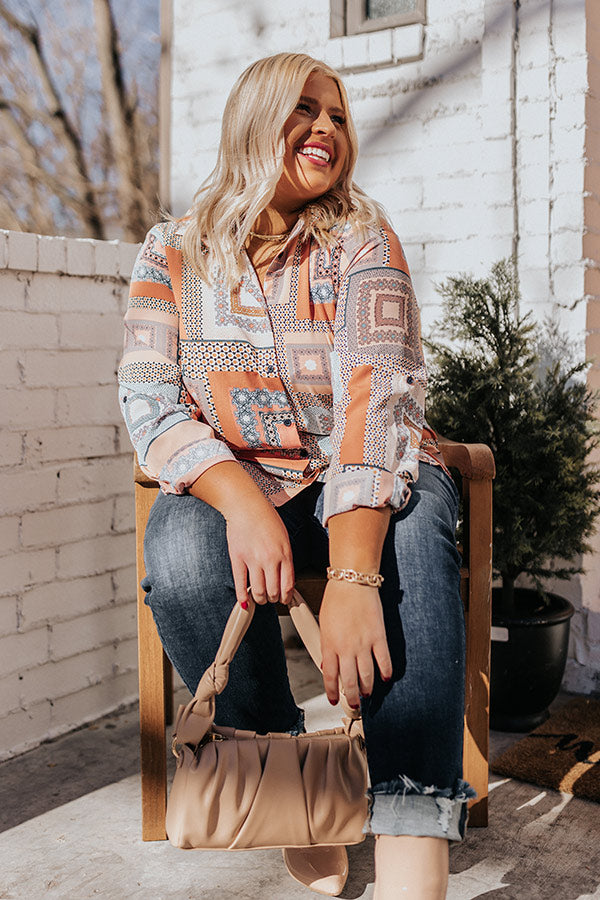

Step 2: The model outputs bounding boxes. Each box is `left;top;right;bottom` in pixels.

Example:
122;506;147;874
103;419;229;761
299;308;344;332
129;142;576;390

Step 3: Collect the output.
491;696;600;803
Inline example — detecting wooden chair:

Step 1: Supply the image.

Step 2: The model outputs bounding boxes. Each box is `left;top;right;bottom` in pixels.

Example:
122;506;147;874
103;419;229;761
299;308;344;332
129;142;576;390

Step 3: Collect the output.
135;438;495;841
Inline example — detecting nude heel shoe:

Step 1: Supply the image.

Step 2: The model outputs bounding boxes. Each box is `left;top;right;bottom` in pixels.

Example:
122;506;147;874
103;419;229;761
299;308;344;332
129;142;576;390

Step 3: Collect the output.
282;845;348;896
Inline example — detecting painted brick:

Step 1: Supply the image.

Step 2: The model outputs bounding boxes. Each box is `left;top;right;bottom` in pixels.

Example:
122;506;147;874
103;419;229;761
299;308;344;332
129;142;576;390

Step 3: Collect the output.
38;235;67;274
520;199;550;236
553;265;585;305
114;635;138;673
0;596;17;637
0;548;55;597
65;238;94;276
23;348;117;389
0;431;24;467
554;192;585;232
367;30;393;67
112;494;134;533
28;273;121;314
555;56;589;98
0;270;27;310
7;231;38;272
341;33;369;71
18;644;120;707
0;627;49;677
0;311;59;349
56;457;131;504
0;517;20;556
0;467;58;516
0;702;52;760
21;499;114;548
50;603;136;661
25;425;118;464
59;312;123;349
557;161;585;199
1;387;56;430
0;672;20;716
57;532;135;579
111;564;137;604
552;229;584;266
322;39;344;71
0;231;8;268
118;242;141;279
94;240;120;277
48;671;138;732
518;164;550;202
19;573;113;630
0;349;23;388
55;384;121;428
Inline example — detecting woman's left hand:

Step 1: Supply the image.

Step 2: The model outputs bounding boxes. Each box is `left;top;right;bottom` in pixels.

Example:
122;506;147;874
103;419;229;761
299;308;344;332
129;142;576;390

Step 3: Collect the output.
318;579;392;709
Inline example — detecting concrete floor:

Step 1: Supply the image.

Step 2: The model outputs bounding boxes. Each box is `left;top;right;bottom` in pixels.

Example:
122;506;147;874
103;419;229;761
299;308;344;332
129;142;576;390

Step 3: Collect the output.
1;647;599;900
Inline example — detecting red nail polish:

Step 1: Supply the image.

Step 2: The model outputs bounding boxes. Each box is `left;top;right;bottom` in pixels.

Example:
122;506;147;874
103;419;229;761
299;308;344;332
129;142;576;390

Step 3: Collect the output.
382;675;391;682
350;703;360;710
328;698;338;705
241;600;248;610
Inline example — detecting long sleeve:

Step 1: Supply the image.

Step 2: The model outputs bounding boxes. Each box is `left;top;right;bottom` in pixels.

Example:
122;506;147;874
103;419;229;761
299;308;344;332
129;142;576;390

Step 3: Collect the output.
321;225;426;524
117;223;236;493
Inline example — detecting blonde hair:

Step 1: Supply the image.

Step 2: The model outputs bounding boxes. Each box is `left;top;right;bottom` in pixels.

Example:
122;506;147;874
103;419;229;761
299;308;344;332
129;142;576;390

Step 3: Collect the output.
179;52;385;288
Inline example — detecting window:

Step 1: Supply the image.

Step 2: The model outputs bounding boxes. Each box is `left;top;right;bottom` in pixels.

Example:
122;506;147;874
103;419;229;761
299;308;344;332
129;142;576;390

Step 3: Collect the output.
331;0;425;37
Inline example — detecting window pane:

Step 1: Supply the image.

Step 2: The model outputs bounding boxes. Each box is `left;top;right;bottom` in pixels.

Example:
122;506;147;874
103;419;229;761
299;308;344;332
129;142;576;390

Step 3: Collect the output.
366;0;418;18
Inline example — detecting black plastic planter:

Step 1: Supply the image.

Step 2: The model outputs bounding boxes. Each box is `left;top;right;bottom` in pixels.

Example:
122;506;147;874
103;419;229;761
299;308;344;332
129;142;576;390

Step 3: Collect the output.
490;587;575;732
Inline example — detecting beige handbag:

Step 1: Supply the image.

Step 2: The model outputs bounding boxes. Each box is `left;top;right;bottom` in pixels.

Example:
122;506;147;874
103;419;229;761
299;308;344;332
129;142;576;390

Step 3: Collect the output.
166;590;368;851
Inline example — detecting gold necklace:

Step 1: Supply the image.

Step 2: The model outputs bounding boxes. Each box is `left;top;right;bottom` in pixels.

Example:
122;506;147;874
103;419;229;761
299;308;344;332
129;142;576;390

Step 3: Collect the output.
248;229;291;243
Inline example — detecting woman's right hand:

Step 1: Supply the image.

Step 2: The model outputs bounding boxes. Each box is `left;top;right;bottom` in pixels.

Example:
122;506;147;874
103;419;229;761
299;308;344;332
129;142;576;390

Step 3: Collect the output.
225;503;295;607
189;460;295;608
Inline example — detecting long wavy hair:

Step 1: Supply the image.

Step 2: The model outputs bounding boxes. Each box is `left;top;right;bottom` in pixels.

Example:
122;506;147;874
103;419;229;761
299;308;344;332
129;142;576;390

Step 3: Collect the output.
179;52;385;288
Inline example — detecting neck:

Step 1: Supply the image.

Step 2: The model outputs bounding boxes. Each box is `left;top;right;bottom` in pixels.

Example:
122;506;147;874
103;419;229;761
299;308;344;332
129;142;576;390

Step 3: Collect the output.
252;205;299;236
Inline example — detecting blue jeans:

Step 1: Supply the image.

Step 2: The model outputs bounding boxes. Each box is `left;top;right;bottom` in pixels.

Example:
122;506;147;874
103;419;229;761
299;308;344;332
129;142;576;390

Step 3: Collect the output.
141;461;474;841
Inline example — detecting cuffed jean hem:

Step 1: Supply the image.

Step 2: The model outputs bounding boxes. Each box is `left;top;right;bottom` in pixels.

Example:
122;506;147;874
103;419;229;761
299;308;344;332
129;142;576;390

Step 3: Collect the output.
365;778;476;842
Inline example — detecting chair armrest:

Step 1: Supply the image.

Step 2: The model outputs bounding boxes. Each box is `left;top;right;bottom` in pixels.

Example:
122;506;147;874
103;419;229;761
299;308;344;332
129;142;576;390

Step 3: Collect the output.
134;457;159;488
437;436;495;481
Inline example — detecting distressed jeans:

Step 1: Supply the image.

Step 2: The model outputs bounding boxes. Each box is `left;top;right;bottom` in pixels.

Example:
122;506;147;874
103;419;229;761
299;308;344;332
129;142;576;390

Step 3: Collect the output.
141;461;474;841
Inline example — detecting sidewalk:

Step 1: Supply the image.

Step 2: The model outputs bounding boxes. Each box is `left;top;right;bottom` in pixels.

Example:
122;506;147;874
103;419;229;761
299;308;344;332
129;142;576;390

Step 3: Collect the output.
1;648;599;899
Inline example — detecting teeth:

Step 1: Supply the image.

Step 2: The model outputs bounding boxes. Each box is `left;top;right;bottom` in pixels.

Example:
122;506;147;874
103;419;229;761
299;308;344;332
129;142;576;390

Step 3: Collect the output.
299;146;331;163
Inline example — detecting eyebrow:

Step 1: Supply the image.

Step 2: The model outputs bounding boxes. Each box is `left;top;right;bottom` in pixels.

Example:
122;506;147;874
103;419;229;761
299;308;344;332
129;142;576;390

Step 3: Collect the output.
299;95;345;116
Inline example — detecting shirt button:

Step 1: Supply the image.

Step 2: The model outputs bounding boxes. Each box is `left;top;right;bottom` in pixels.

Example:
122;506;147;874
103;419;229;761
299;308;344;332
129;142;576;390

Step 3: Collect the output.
407;375;414;385
299;449;308;458
267;365;275;374
283;419;292;427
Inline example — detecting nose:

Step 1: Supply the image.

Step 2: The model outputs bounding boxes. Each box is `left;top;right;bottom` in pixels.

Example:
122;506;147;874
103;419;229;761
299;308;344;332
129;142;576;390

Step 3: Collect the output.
311;108;336;136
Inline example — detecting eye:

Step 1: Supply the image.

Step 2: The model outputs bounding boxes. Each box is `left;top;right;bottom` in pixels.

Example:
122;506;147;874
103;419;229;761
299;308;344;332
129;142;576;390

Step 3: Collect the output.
296;101;311;113
332;114;346;126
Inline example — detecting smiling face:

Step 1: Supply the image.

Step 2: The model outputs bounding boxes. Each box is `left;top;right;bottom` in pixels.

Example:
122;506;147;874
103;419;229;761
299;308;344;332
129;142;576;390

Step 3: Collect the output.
270;71;349;216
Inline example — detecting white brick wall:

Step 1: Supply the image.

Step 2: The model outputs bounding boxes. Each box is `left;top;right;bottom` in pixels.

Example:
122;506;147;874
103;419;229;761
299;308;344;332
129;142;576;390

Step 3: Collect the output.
170;0;600;693
0;230;141;760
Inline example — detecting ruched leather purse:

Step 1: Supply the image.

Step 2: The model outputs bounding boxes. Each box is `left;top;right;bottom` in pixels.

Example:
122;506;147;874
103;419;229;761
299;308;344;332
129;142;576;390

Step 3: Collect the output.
166;590;368;851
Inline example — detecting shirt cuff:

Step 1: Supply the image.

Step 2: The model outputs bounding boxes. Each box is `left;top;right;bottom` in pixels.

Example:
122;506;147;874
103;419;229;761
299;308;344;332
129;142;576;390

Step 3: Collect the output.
157;439;236;494
321;466;413;526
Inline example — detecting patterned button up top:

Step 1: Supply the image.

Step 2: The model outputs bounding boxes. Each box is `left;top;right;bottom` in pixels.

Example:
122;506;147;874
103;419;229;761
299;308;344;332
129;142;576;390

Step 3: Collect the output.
118;217;446;524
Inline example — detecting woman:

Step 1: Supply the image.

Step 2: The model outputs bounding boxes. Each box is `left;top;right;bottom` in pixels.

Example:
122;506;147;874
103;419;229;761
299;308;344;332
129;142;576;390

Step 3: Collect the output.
118;52;473;899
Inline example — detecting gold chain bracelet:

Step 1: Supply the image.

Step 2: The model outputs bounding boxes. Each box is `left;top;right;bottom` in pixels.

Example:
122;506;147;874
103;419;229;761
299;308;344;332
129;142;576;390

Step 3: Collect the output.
326;566;384;588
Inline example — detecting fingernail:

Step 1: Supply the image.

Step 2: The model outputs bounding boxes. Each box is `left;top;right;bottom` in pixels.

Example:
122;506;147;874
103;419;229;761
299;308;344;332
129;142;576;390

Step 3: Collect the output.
382;675;391;682
360;692;371;699
328;698;338;706
350;703;360;710
241;600;248;610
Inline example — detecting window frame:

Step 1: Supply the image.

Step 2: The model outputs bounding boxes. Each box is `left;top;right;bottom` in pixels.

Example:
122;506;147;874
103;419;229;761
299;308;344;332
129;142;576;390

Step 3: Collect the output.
331;0;426;37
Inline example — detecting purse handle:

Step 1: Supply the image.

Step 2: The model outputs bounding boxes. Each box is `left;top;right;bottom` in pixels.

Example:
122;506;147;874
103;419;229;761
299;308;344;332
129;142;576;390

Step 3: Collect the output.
174;589;359;746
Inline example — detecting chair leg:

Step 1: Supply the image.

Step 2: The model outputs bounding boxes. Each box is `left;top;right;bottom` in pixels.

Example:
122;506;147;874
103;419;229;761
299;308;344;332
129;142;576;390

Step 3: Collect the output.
135;482;167;841
463;477;492;827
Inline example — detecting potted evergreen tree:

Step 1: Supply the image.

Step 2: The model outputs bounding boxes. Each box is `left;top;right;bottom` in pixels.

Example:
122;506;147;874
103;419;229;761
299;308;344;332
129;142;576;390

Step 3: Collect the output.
425;260;600;731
